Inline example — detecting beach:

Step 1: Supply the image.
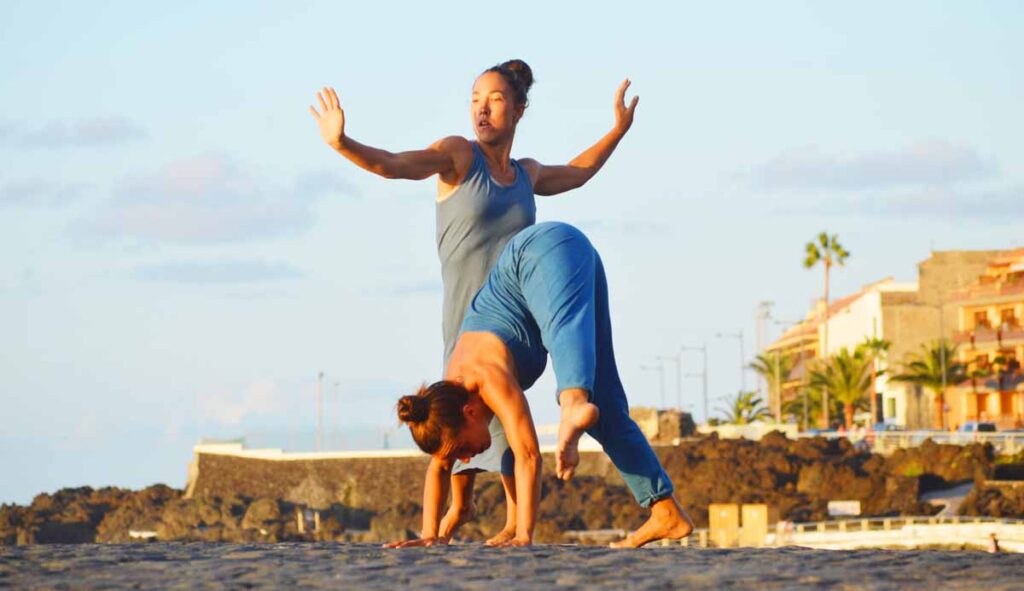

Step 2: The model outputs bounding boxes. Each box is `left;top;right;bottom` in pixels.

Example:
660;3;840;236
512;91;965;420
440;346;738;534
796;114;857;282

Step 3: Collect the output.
2;543;1022;590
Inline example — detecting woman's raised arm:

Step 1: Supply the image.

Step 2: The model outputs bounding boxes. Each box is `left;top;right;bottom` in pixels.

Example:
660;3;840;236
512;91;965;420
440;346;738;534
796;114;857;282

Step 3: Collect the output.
310;87;472;181
521;78;639;196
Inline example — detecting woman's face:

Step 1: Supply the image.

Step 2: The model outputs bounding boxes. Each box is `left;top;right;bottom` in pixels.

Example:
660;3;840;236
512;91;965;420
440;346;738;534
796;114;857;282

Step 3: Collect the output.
443;399;492;463
470;72;523;145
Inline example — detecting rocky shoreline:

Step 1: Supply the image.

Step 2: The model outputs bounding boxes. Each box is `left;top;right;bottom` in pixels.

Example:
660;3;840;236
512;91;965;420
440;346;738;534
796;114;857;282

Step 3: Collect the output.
2;434;1021;545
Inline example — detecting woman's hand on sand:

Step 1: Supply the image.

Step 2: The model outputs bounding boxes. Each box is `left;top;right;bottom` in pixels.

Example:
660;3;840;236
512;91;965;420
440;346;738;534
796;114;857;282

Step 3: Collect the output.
309;87;346;150
382;536;450;549
613;79;639;135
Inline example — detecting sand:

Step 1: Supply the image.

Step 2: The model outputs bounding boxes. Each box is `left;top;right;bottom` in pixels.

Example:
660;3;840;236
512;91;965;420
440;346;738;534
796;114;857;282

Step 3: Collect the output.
2;543;1022;590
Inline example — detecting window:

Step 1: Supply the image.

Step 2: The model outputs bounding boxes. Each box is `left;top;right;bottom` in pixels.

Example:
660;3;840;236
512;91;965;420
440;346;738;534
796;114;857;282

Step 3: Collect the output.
974;310;992;329
885;398;896;418
1000;308;1019;328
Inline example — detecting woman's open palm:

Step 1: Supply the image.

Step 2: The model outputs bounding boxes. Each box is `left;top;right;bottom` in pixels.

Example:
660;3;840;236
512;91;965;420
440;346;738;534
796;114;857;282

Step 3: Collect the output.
310;87;345;148
613;79;639;134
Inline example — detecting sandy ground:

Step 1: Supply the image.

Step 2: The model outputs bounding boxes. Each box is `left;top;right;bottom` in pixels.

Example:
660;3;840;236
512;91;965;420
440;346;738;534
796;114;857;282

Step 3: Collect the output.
2;543;1022;590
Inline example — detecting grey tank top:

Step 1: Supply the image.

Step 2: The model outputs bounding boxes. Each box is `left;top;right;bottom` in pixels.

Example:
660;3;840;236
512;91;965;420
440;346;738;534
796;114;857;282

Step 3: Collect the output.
436;142;536;365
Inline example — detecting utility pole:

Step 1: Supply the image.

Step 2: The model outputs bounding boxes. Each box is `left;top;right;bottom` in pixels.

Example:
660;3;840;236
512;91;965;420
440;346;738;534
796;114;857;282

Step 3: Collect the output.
331;380;340;450
681;344;709;423
640;361;667;409
316;371;324;452
755;301;775;400
657;353;683;411
716;330;746;392
938;300;947;431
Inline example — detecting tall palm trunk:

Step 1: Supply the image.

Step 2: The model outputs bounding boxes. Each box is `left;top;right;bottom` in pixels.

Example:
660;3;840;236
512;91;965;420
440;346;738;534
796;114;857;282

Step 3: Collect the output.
844;402;855;430
869;362;878;424
821;261;831;428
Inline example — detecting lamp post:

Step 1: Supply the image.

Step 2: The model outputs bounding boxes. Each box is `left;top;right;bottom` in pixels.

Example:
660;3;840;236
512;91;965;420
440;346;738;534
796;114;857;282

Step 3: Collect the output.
755;301;775;400
657;353;683;411
716;330;746;392
316;371;324;452
681;344;709;423
641;361;667;409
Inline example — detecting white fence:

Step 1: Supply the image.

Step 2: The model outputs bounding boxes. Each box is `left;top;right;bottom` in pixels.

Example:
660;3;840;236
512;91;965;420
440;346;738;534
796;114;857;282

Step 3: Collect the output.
663;516;1024;552
698;424;1024;455
795;431;1024;455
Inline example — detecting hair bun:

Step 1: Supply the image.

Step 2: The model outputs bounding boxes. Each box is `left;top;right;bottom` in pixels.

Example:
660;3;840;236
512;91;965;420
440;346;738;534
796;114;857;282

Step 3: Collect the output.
397;395;429;424
501;59;534;95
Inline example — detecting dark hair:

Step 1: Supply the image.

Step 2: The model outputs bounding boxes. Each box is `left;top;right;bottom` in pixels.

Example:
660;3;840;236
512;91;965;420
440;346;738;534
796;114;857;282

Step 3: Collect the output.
397;380;469;455
483;59;534;107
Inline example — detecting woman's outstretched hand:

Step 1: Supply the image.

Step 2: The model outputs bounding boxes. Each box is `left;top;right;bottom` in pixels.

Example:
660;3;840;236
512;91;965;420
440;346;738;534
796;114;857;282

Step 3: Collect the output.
309;87;346;150
382;536;450;549
613;79;639;135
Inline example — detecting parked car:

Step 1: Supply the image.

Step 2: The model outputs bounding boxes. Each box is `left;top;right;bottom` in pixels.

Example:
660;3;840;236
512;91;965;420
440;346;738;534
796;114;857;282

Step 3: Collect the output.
872;423;905;432
958;421;998;433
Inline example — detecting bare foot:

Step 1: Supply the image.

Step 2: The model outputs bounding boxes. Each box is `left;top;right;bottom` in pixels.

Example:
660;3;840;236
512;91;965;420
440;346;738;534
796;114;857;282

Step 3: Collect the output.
484;526;517;546
610;496;693;548
556;391;599;481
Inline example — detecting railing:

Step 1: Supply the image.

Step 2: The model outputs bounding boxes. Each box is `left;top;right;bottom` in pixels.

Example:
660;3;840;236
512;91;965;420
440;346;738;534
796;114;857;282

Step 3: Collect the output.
953;326;1024;344
792;430;1024;455
952;281;1024;301
659;516;1024;552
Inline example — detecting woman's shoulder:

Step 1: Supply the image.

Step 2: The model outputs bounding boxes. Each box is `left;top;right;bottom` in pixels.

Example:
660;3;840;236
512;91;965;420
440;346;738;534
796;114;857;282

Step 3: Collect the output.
435;137;479;193
432;135;475;156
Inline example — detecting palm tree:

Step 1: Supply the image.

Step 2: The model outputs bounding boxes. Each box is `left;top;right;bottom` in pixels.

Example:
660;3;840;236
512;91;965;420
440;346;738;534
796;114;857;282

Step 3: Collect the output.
716;390;771;425
892;340;967;430
749;352;796;422
803;232;850;428
782;385;841;428
966;357;992;421
860;337;891;425
809;347;873;429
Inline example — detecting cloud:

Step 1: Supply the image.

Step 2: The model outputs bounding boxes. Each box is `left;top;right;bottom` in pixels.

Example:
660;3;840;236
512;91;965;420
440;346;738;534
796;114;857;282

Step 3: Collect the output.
374;278;442;296
745;140;999;191
576;219;673;235
72;155;357;245
3;117;148;148
199;379;282;425
132;260;304;284
0;177;86;207
773;184;1024;221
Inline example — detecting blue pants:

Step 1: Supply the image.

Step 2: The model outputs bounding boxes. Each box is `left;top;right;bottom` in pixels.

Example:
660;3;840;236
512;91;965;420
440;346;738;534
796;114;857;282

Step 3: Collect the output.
461;222;675;508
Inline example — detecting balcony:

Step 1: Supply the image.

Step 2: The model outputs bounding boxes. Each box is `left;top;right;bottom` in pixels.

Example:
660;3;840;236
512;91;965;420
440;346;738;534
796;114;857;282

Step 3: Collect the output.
953;326;1024;345
952;280;1024;302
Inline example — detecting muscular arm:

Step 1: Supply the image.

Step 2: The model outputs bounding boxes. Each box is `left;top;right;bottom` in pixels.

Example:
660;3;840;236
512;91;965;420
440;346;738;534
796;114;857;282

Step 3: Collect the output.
420;456;452;538
310;87;471;182
520;78;639;196
475;366;541;544
335;135;465;181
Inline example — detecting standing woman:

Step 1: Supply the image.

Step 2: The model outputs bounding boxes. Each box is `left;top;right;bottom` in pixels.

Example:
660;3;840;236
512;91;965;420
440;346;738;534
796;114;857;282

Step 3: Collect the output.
309;60;639;544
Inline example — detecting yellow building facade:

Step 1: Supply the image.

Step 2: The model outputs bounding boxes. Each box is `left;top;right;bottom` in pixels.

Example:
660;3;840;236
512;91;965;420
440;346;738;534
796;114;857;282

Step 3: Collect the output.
950;249;1024;429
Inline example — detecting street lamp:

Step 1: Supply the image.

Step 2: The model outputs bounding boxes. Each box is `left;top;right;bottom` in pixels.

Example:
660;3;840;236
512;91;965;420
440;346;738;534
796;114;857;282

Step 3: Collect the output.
640;361;666;409
657;353;683;411
716;330;746;391
316;371;324;452
681;344;709;423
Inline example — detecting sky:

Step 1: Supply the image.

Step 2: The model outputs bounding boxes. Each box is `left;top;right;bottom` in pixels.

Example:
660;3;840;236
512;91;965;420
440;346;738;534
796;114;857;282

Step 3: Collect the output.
2;1;1022;504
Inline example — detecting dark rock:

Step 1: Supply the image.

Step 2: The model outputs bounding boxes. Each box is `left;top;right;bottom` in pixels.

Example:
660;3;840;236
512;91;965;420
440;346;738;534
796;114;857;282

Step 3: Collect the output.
95;485;180;543
960;484;1024;518
369;500;420;542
